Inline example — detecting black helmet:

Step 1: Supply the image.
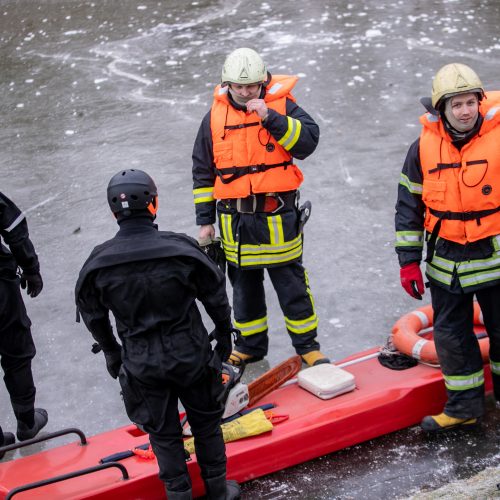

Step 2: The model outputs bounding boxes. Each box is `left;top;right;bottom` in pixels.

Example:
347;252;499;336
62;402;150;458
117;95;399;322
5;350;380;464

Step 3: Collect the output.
107;169;158;218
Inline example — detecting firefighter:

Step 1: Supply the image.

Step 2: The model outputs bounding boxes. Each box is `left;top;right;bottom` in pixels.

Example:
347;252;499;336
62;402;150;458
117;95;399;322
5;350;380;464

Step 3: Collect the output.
395;63;500;432
192;47;329;367
75;169;240;499
0;192;47;458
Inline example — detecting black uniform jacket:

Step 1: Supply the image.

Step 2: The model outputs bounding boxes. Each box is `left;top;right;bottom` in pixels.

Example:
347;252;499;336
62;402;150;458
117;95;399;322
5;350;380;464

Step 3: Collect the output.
0;192;39;279
75;220;232;365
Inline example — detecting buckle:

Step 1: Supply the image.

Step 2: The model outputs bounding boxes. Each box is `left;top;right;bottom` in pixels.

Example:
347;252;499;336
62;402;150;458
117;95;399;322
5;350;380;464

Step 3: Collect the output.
236;195;257;213
270;195;285;213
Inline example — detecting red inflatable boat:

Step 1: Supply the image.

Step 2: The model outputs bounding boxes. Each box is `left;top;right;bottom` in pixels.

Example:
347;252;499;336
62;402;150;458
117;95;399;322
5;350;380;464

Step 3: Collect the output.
0;331;493;499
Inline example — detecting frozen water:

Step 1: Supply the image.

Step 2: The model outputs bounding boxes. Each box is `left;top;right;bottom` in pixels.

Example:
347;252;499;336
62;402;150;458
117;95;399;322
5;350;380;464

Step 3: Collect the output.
1;0;499;497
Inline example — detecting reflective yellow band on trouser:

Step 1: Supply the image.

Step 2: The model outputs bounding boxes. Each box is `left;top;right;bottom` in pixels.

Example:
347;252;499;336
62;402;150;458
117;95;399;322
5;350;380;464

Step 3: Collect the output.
222;234;303;267
267;215;284;245
443;369;484;391
491;359;500;376
285;312;318;334
278;116;302;151
193;187;214;204
234;316;268;337
220;213;235;244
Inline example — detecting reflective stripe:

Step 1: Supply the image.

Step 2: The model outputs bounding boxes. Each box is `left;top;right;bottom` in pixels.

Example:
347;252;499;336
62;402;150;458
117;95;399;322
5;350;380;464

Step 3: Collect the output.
4;213;25;232
395;230;424;248
278;116;301;151
267;82;283;95
267;215;284;245
491;359;500;375
444;369;484;391
411;310;430;328
484;106;500;121
492;235;500;252
412;339;429;360
234;316;268;336
458;254;500;272
285;312;318;334
459;269;500;288
425;113;439;123
193;187;214;204
239;244;302;267
221;233;303;267
220;213;235;244
399;173;423;195
425;263;453;286
431;255;455;272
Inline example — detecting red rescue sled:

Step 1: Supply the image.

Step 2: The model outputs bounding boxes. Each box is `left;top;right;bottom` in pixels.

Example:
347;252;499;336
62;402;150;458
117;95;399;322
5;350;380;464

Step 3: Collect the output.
0;337;493;499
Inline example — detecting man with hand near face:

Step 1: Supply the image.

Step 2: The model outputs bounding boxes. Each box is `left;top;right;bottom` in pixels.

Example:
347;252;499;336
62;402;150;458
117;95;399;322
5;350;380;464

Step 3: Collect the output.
192;48;329;368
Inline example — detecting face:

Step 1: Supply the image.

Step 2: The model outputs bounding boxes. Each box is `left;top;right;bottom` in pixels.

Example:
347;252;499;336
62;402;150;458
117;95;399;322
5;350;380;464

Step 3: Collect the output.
228;83;262;105
444;92;479;132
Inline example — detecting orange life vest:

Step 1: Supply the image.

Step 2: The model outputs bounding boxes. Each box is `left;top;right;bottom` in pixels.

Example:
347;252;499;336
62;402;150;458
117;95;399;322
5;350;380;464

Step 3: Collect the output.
419;91;500;244
210;75;304;199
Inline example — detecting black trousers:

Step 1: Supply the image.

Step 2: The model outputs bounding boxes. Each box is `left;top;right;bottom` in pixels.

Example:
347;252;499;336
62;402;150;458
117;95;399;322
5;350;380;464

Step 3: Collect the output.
0;277;37;428
228;261;320;357
430;282;500;418
119;332;226;492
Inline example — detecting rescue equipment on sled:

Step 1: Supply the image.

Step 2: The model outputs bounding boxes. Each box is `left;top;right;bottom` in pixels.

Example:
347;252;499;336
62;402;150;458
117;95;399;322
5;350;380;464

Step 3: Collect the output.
392;301;489;365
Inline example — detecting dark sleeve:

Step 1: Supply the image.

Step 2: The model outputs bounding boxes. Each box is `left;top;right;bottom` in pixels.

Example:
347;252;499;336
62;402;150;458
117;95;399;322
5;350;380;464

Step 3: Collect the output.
192;110;217;226
192;251;232;330
0;192;40;274
395;139;426;267
262;98;320;160
76;277;120;352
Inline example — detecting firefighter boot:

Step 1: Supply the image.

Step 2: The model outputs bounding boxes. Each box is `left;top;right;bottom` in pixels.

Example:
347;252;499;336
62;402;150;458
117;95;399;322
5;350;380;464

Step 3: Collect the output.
164;473;193;500
301;350;330;367
420;412;478;432
0;432;15;460
16;408;48;441
204;473;241;500
164;487;192;500
228;350;263;366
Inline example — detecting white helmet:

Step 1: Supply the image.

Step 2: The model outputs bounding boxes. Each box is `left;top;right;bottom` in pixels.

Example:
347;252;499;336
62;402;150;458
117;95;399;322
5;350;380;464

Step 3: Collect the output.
431;63;484;109
221;48;267;85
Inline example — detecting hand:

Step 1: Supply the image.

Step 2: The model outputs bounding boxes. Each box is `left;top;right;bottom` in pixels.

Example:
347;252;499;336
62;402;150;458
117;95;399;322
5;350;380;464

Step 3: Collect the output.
103;349;122;379
20;272;43;298
246;99;268;120
400;262;424;300
211;327;233;362
198;225;215;245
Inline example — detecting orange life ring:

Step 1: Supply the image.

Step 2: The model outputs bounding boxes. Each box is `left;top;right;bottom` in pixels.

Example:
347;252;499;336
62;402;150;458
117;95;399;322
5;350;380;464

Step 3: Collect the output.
392;301;490;365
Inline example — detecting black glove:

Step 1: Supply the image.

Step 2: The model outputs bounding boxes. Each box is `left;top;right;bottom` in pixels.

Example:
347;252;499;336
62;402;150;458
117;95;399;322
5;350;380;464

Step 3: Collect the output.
20;271;43;298
211;327;233;362
103;348;122;379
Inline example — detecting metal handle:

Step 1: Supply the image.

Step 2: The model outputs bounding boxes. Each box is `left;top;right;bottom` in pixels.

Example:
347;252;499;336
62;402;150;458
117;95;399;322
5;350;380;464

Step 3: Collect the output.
0;427;87;455
5;462;129;499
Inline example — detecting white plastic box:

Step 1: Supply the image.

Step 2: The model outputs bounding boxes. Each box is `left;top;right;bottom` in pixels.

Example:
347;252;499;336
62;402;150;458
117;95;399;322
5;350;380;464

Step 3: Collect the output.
297;363;356;400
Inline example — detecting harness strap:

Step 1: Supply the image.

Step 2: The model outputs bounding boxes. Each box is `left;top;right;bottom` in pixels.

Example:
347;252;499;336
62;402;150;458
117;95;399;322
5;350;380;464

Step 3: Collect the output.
425;204;500;263
428;159;488;174
216;160;293;184
224;122;260;131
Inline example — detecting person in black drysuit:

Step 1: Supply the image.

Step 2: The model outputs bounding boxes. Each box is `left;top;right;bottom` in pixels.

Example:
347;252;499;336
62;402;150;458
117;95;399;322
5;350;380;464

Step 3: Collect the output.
75;169;240;500
0;192;48;459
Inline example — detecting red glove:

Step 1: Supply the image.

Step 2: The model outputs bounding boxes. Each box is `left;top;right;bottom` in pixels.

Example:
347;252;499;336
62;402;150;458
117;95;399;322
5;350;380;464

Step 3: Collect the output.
400;262;424;300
